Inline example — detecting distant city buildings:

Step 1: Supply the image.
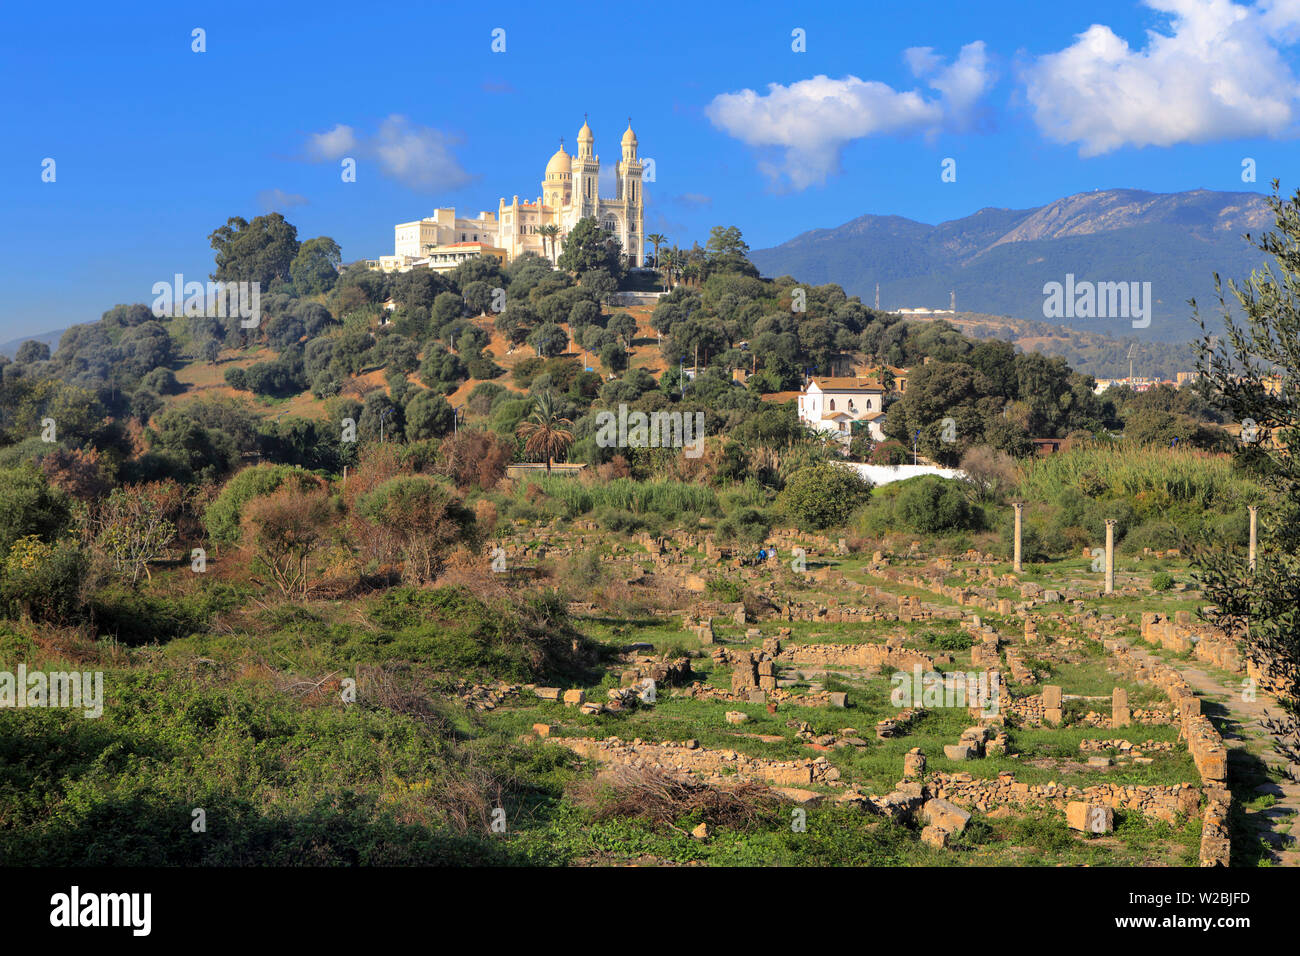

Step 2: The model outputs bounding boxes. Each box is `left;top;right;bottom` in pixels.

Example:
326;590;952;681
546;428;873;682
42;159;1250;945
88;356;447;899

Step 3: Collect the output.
1092;374;1198;394
895;307;955;317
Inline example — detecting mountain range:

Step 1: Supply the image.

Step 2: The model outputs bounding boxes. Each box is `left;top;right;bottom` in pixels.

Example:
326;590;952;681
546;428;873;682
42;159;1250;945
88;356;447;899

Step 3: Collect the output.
749;188;1273;343
0;327;66;360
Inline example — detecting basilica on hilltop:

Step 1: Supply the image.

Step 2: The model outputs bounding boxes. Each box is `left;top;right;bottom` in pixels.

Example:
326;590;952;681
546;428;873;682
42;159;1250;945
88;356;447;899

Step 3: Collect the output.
374;117;646;274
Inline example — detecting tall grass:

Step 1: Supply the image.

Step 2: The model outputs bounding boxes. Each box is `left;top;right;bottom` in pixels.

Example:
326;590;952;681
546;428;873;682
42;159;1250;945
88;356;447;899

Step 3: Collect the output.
522;475;719;519
1017;444;1257;510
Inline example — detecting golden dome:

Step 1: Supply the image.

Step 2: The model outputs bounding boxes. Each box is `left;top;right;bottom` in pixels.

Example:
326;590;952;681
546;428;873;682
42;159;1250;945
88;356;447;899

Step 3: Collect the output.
546;144;571;177
621;123;637;147
577;120;594;143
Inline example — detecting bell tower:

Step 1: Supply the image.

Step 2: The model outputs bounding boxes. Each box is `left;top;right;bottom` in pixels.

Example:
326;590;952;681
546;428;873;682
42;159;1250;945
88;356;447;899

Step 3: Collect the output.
617;120;644;267
572;115;599;220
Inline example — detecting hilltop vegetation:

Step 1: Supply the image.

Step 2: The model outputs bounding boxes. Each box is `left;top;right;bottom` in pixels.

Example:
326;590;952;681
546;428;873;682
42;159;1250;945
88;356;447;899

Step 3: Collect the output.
0;200;1288;868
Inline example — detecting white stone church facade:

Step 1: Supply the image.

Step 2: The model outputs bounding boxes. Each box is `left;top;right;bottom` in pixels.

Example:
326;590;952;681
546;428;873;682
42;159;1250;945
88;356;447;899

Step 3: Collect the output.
375;118;646;273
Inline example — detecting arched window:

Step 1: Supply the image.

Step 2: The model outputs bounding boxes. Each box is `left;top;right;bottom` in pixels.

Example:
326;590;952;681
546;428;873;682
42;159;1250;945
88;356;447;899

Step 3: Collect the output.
829;399;836;411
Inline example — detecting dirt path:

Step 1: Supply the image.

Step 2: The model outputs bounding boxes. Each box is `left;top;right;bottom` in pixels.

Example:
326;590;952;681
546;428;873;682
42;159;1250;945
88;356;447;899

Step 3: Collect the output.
1127;642;1300;866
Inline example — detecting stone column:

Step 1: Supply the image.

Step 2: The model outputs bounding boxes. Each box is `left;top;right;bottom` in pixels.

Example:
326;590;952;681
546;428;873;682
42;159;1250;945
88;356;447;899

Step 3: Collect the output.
1111;687;1130;728
1104;519;1116;595
1248;506;1258;572
1012;502;1024;573
1043;685;1063;726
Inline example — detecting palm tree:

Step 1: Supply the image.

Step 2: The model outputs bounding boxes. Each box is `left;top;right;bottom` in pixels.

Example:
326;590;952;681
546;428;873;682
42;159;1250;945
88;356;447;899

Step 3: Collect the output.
659;247;677;291
683;261;701;288
515;391;574;472
646;233;667;270
538;224;560;264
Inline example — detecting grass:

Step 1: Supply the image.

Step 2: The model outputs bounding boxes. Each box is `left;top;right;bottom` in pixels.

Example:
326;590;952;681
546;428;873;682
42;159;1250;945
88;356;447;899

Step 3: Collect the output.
1017;443;1258;511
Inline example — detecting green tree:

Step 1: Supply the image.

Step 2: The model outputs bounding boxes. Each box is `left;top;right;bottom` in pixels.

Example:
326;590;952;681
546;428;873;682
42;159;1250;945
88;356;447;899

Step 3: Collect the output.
645;232;667;268
528;322;569;358
557;217;625;278
515;391;574;471
580;268;618;304
538;223;561;262
209;213;301;286
91;481;180;585
405;389;456;440
608;311;638;348
1196;182;1300;704
289;237;342;295
779;463;872;530
895;475;975;533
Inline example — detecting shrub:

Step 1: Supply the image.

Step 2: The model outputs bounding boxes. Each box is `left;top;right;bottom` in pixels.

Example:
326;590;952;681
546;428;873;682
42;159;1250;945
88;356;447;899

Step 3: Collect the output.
0;465;71;558
203;464;323;546
716;507;774;544
931;630;975;651
89;586;231;644
894;475;976;533
1;536;86;624
779;464;873;530
365;586;582;682
358;476;478;583
1150;571;1174;591
1123;520;1184;555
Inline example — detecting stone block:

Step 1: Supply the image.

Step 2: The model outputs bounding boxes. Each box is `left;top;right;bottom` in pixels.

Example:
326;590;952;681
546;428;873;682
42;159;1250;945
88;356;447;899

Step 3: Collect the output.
903;748;926;779
922;798;971;833
1066;801;1114;833
920;825;949;849
562;689;586;707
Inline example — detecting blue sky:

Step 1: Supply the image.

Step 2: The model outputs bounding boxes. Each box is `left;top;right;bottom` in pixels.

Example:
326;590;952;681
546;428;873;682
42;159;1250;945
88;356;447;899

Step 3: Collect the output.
3;0;1299;341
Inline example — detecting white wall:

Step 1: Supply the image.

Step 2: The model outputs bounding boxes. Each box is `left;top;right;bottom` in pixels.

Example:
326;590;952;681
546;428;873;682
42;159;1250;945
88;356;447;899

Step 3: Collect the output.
837;462;967;486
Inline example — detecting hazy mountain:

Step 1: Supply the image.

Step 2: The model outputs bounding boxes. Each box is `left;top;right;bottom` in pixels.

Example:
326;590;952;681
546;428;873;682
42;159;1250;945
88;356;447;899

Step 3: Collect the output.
0;328;67;360
750;188;1273;342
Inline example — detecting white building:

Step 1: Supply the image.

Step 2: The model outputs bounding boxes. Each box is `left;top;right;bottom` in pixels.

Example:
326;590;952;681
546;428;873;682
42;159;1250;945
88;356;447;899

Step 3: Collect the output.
394;208;499;259
378;118;647;271
797;377;887;442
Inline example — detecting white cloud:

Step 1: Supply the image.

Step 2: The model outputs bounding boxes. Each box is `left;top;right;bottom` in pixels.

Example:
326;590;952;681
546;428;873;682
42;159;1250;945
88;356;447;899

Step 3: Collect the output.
305;124;357;161
705;42;994;190
1024;0;1300;155
674;192;713;208
303;115;473;192
257;188;309;211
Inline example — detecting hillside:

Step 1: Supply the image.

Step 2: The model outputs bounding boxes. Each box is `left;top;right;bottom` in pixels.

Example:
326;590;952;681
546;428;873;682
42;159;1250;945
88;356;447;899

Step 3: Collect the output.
0;327;66;360
922;312;1199;381
750;188;1271;343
